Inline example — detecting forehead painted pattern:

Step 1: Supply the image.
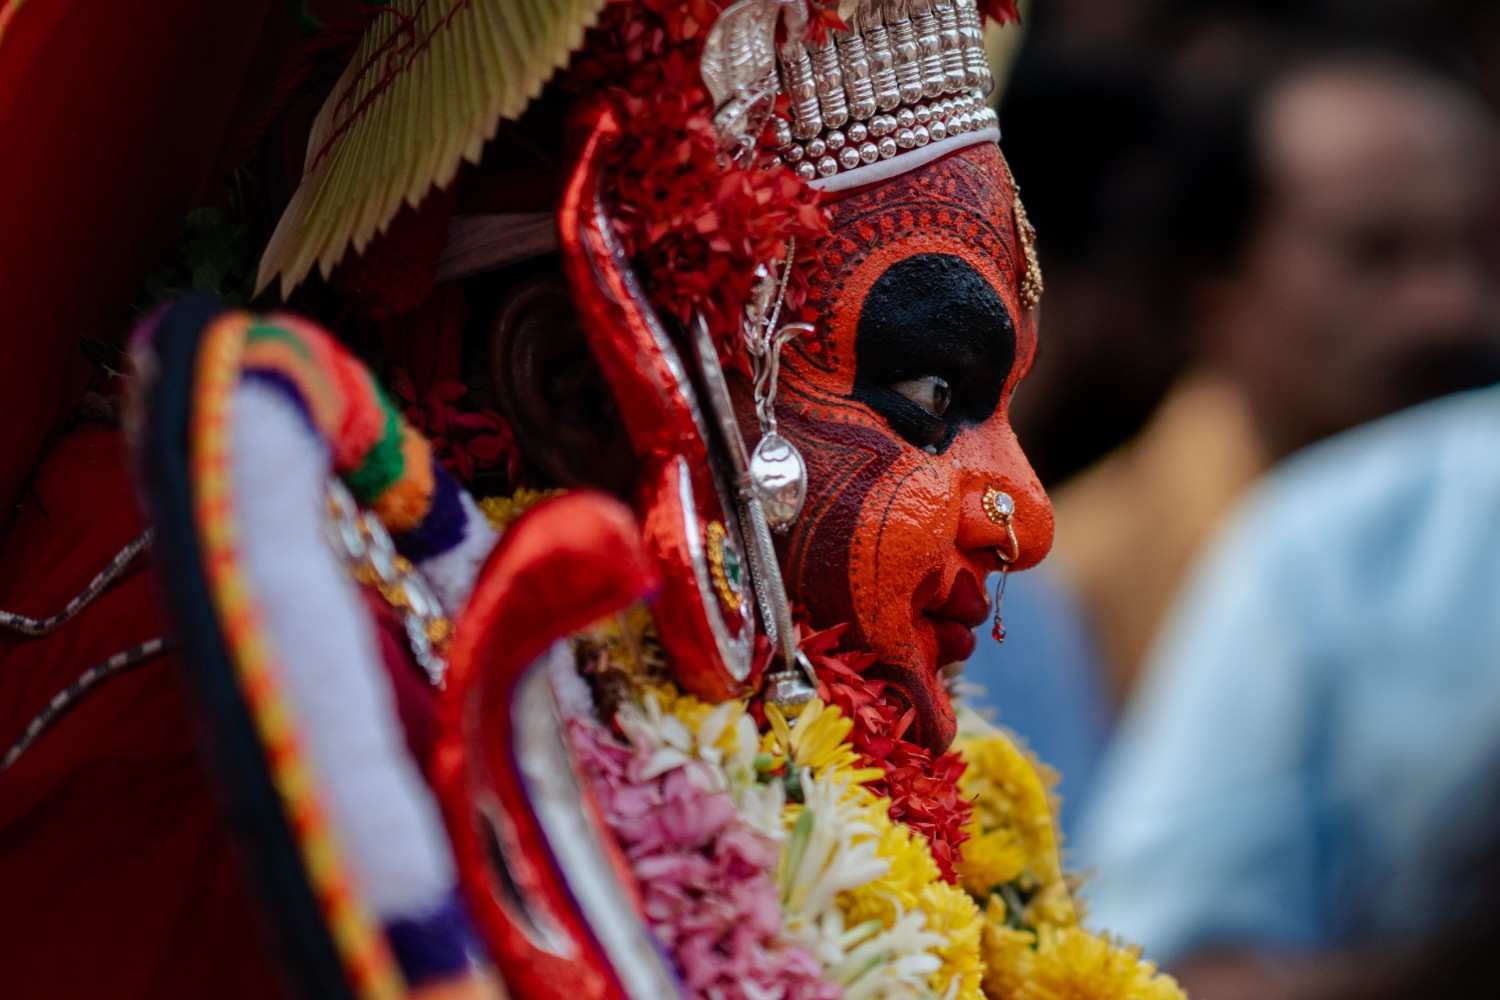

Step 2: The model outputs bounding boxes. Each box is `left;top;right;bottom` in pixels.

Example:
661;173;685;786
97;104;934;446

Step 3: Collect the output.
795;143;1021;384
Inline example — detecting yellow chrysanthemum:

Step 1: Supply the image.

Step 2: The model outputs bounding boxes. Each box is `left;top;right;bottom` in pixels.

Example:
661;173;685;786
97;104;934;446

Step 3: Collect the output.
919;881;985;1000
840;802;941;926
478;487;563;531
1016;927;1186;1000
763;699;883;787
956;725;1075;929
979;895;1039;1000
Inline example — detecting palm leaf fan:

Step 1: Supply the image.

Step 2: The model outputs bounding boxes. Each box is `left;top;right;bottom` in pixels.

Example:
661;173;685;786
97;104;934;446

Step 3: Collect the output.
257;0;609;298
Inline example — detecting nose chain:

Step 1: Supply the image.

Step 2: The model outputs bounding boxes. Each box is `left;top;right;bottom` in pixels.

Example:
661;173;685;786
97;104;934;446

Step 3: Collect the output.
982;486;1018;644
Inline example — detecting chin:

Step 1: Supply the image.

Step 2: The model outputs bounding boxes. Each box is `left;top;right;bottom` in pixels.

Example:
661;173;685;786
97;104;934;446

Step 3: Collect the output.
867;656;958;753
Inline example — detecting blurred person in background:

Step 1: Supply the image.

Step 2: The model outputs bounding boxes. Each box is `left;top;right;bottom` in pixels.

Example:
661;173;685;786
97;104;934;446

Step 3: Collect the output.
1006;33;1500;719
968;9;1500;839
1077;380;1500;999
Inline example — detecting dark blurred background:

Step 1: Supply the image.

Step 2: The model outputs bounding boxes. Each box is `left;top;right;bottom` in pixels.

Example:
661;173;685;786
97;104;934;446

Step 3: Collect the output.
967;2;1500;996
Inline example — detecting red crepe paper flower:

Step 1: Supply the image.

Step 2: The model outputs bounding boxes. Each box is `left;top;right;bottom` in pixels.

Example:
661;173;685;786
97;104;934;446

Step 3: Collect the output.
390;372;521;486
576;1;831;371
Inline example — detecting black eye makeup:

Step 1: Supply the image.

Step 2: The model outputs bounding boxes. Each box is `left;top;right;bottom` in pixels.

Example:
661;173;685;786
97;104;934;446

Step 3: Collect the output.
851;253;1016;453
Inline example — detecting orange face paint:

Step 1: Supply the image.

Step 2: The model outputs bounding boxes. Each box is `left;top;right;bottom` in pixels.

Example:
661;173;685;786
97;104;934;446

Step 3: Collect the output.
760;143;1054;751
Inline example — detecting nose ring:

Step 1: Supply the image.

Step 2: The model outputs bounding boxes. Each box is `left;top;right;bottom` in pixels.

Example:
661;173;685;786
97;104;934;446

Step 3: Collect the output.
982;486;1019;565
982;487;1019;643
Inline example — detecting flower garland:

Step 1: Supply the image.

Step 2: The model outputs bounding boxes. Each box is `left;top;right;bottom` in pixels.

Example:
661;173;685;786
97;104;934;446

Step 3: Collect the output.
777;624;975;883
484;477;1187;999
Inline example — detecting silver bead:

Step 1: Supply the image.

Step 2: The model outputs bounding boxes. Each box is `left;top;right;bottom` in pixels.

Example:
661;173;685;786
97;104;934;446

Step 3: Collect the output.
915;103;932;124
870;114;897;137
936;0;967;93
896;127;917;149
914;124;930;146
896;108;916;130
847;121;869;143
938;98;954;117
826;129;846;151
784;143;804;162
806;137;827;158
858;141;880;164
796;161;816;181
889;14;923;105
813;39;849;129
838;145;862;170
866;22;901;111
816;155;839;177
838;30;878;122
929;118;947;141
773;117;793;147
914;2;946;98
785;43;823;140
878;136;898;159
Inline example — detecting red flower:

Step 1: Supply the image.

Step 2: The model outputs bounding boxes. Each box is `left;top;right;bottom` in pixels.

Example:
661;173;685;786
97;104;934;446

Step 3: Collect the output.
390;371;521;486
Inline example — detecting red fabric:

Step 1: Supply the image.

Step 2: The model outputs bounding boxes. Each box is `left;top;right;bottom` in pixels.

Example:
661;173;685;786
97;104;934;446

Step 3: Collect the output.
0;426;289;999
0;0;273;524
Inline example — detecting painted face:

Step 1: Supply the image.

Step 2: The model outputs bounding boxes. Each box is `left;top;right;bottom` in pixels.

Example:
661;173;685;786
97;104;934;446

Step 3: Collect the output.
772;143;1053;752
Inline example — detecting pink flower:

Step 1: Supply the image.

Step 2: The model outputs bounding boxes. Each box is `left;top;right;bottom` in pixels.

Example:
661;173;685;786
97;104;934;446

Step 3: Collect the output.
568;718;841;999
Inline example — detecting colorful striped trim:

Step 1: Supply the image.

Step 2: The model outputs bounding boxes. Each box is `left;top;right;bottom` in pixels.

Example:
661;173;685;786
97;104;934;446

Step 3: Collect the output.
191;311;405;1000
239;317;441;550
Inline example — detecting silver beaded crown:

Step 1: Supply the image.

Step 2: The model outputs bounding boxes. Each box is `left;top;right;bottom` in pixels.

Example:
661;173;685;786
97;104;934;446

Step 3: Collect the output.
703;0;999;187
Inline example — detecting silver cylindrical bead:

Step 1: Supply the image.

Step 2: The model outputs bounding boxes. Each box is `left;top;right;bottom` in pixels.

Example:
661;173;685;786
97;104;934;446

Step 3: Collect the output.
913;2;946;98
813;38;849;129
936;1;967;93
887;13;924;105
784;43;823;140
838;29;878;121
865;21;901;111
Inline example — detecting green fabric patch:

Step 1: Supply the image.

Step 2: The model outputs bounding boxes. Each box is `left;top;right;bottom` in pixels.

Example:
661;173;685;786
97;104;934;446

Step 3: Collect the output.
345;384;405;503
245;323;314;359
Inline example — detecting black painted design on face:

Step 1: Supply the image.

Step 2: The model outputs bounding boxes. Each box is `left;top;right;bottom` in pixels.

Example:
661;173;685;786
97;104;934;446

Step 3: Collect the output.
850;253;1017;452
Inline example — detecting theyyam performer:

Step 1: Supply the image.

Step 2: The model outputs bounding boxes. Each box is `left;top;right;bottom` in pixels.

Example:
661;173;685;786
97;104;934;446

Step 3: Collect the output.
0;2;1185;998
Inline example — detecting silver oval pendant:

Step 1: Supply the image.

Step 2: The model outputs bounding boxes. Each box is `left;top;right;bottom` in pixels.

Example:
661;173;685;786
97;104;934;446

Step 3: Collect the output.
749;431;807;532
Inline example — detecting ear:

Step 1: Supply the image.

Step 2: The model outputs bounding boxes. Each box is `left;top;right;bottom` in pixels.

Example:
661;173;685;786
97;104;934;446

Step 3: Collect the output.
487;269;636;494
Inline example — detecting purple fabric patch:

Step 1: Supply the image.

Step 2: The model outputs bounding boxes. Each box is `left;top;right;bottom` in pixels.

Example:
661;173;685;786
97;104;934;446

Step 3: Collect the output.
383;888;476;985
395;456;466;563
242;369;316;433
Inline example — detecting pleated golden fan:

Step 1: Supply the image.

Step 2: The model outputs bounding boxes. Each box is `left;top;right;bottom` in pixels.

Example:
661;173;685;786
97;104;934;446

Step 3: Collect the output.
257;0;609;297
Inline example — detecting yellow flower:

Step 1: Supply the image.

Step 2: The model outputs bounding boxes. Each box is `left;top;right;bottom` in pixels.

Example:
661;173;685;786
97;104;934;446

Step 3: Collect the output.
763;699;883;787
919;881;985;1000
955;723;1075;929
478;487;563;531
1016;927;1186;1000
840;803;941;927
979;895;1039;1000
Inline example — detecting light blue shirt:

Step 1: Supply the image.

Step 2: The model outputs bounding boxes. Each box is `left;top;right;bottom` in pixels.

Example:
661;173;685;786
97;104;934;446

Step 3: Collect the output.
1075;384;1500;964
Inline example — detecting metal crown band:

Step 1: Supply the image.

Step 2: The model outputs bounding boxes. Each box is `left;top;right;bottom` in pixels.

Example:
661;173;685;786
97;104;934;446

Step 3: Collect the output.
770;0;998;181
704;0;1000;183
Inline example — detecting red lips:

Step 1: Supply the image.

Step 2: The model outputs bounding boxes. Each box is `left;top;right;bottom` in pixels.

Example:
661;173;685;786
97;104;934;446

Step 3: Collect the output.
923;570;989;666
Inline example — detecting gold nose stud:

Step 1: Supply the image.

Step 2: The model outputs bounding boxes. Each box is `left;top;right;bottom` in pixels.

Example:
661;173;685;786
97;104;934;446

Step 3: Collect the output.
982;486;1019;565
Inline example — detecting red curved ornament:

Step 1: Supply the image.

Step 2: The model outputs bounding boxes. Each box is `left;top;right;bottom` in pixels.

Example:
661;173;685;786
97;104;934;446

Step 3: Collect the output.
558;103;758;702
432;492;670;1000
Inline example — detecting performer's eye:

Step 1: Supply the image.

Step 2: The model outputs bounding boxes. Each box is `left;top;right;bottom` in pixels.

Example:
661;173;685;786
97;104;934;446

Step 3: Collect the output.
852;252;1016;454
891;375;952;417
